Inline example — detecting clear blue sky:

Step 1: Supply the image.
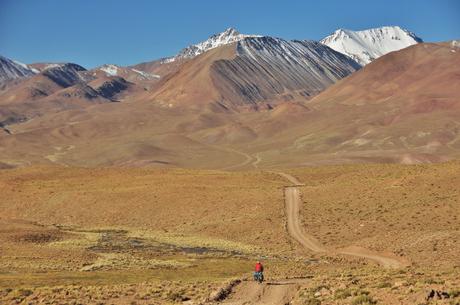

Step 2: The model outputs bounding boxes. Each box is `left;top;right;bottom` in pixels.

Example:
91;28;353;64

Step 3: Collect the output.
1;0;459;68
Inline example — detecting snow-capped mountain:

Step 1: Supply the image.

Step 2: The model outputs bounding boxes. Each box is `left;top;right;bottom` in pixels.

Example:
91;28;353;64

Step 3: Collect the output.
169;27;260;62
0;55;38;83
320;26;422;65
152;35;361;108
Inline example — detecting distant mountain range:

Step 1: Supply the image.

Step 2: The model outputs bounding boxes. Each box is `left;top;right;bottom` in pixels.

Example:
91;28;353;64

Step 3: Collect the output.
0;25;422;86
1;26;459;168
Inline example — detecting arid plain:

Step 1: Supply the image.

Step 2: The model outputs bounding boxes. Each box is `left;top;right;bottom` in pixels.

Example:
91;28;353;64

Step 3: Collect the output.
1;162;459;304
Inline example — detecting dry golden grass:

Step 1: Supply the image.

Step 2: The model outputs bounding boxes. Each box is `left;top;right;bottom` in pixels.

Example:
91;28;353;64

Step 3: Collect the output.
289;161;460;268
291;264;460;305
0;166;289;253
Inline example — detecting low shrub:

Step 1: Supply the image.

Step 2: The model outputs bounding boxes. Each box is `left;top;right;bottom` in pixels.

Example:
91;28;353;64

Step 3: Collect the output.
334;288;352;299
351;294;377;305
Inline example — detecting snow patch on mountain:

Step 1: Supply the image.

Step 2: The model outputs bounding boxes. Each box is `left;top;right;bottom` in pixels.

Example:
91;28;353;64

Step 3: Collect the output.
131;69;160;79
12;60;39;73
160;57;175;64
320;26;422;65
45;63;64;70
100;64;119;76
171;27;260;62
0;55;38;83
98;64;160;80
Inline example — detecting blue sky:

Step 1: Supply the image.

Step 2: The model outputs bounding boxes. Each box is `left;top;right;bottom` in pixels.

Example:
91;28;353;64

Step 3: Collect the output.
1;0;459;68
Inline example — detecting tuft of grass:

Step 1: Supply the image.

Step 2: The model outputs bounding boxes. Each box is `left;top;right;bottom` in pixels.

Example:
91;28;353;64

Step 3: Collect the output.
166;290;190;302
18;289;33;297
450;289;460;298
424;278;445;285
334;288;352;299
376;282;392;289
303;298;321;305
314;284;330;291
351;294;377;305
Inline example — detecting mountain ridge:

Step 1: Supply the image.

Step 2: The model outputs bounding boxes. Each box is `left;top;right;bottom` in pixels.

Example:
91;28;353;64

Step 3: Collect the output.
0;55;38;84
150;36;361;110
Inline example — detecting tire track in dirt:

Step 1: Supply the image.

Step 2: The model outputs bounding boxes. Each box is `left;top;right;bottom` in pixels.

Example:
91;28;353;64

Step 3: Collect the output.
218;280;302;305
218;149;262;171
219;148;255;171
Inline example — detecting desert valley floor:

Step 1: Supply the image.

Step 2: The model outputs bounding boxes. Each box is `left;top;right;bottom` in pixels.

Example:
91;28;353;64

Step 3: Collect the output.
1;162;459;304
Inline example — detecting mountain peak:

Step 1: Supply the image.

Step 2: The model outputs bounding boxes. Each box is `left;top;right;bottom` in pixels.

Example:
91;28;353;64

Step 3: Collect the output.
0;55;38;83
221;27;239;35
321;25;422;65
333;28;347;34
328;28;351;39
169;27;260;62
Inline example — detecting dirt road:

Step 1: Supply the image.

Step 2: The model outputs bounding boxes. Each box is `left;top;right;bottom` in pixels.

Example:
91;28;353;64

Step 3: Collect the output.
219;148;255;171
219;280;301;305
285;186;327;253
218;170;405;304
280;172;405;269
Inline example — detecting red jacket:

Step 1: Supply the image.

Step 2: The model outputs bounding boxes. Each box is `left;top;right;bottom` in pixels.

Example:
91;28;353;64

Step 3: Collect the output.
255;263;263;272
